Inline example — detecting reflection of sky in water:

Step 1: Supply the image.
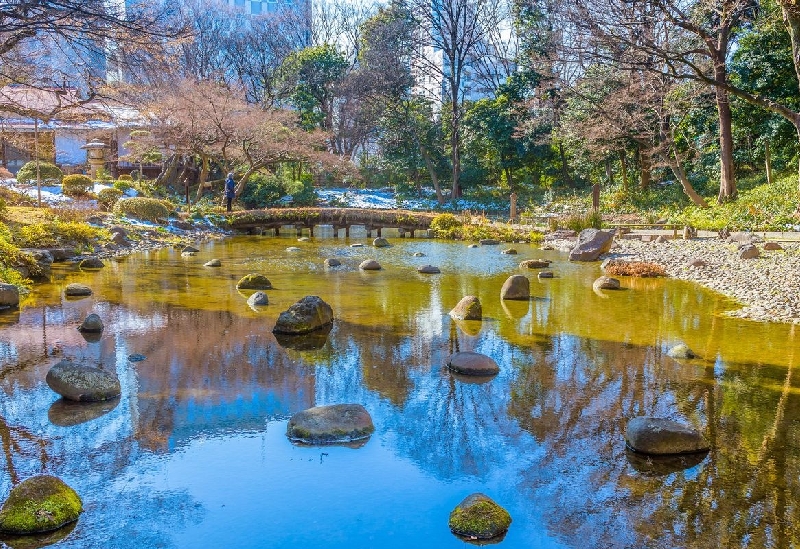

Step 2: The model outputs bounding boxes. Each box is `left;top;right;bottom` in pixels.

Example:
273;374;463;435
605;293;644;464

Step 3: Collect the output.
0;237;799;548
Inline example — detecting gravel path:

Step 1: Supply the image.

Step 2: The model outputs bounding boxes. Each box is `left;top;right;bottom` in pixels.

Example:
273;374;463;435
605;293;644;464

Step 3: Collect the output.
573;237;800;324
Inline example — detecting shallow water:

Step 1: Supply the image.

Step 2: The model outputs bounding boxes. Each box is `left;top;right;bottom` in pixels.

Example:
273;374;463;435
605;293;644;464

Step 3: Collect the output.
1;236;799;548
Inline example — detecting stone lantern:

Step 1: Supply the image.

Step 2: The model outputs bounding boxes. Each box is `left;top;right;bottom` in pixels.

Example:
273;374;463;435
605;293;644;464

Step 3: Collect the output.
80;140;108;178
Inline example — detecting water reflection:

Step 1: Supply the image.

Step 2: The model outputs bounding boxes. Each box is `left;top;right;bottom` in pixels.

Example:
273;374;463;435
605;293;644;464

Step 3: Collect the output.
0;238;797;548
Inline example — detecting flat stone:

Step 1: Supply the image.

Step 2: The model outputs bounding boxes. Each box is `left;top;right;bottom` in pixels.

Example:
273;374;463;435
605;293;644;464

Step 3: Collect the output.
417;264;440;274
449;493;511;540
447;351;499;376
625;416;710;455
45;360;120;402
286;404;374;444
0;475;82;534
500;275;530;300
519;259;551;269
359;259;381;271
764;242;783;251
450;296;482;320
538;270;554;279
272;295;333;335
78;313;104;333
204;259;222;267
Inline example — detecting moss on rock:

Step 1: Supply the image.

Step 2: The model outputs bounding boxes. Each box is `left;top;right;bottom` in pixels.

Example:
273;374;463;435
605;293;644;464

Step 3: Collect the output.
0;475;82;535
448;493;511;540
236;274;273;290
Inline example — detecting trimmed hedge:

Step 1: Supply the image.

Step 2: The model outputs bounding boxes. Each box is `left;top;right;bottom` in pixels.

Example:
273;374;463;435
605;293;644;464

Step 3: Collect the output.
97;187;124;210
113;197;170;222
61;174;94;197
15;161;63;184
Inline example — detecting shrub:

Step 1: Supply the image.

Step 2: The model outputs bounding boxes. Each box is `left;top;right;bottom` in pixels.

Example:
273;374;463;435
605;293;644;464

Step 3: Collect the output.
604;260;667;277
15;161;63;184
240;172;284;209
285;173;316;206
563;211;603;232
430;213;463;238
118;174;133;181
113;179;134;192
98;187;124;210
61;174;94;197
0;198;5;219
113;197;170;222
16;220;105;248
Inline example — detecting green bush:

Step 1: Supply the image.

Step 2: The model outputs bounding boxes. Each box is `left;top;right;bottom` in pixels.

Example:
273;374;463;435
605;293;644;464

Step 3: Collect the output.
16;220;105;248
97;187;124;210
285;173;316;206
430;213;463;238
240;172;284;209
0;198;6;219
61;174;94;197
15;161;63;184
113;197;170;222
563;210;603;232
113;179;134;192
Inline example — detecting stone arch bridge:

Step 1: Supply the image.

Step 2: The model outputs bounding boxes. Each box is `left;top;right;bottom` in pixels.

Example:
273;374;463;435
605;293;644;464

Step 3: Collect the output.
226;208;438;237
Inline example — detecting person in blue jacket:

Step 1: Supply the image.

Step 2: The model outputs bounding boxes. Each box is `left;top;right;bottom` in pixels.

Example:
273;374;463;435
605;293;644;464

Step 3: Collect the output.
224;173;236;212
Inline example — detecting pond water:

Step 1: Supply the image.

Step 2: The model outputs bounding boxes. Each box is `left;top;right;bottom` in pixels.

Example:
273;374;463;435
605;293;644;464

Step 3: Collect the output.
1;236;799;548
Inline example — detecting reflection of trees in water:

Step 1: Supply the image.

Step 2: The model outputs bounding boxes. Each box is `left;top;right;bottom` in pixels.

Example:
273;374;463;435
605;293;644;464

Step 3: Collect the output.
507;327;800;548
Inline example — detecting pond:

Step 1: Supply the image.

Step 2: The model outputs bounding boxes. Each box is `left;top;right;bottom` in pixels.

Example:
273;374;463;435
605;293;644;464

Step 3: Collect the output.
0;235;799;548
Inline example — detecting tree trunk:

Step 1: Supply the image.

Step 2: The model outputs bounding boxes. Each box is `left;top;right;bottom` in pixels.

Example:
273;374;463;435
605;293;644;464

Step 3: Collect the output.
605;157;613;186
195;154;210;200
639;146;651;190
619;150;629;192
559;142;571;186
419;146;444;204
714;61;737;202
450;124;461;199
765;140;773;185
668;155;708;207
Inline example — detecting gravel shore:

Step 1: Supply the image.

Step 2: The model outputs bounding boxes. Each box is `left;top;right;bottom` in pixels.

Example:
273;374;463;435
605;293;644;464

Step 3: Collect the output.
565;236;800;324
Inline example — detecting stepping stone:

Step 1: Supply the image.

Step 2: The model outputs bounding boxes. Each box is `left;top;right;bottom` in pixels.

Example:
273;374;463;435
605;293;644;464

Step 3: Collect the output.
286;404;374;444
447;351;499;376
625;416;710;455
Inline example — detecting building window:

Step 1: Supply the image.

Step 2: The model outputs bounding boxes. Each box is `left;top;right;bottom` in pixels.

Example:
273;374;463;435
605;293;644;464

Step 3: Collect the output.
250;0;262;13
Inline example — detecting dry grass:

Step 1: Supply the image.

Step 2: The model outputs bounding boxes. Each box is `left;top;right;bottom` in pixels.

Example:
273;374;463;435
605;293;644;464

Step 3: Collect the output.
604;260;667;277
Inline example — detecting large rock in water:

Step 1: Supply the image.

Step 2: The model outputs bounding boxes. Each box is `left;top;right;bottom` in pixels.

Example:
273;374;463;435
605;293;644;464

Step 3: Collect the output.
79;256;104;269
64;283;92;297
568;228;615;261
450;296;482;320
447;351;499;376
625;417;710;455
373;237;390;248
519;259;551;269
286;404;374;444
236;274;273;290
448;493;512;540
500;275;530;300
359;259;381;271
593;276;620;291
78;313;103;333
45;360;121;402
0;475;83;534
247;291;269;307
0;283;20;310
272;296;333;335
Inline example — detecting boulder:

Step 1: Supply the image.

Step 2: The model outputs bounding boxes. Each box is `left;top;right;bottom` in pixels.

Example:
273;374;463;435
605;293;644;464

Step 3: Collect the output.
764;241;783;251
538;270;554;279
272;295;334;335
21;249;53;279
286;404;374;444
204;259;222;267
110;231;130;246
654;235;668;244
78;257;104;269
78;313;104;333
519;259;551;269
45;360;120;402
450;296;482;321
0;283;20;310
236;274;273;290
501;248;517;255
324;258;341;267
46;248;76;262
417;264;440;274
593;276;620;291
247;291;269;307
479;239;500;245
500;275;530;300
739;244;759;259
448;493;511;540
64;283;92;297
568;228;615;261
625;416;710;455
727;232;760;245
373;237;390;248
447;351;499;376
667;343;695;359
182;245;200;253
0;475;82;534
359;259;381;271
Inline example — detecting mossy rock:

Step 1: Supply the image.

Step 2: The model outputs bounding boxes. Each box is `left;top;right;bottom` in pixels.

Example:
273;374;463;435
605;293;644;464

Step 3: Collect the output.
448;493;511;540
450;296;482;321
0;475;83;534
272;296;333;335
236;274;273;290
286;404;374;444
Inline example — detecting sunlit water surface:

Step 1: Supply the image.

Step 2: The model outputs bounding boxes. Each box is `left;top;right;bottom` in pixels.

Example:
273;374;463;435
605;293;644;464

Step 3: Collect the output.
0;236;799;549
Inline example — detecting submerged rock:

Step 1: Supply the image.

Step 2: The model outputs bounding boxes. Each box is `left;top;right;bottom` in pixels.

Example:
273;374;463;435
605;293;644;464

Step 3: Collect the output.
324;258;341;267
447;351;499;377
500;275;530;300
0;475;83;535
236;274;273;290
448;493;511;541
286;404;374;444
450;296;482;321
625;416;710;455
593;276;621;291
501;248;517;255
417;264;440;274
64;283;92;297
667;343;695;359
272;296;333;335
45;360;121;402
538;271;554;279
204;259;222;267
